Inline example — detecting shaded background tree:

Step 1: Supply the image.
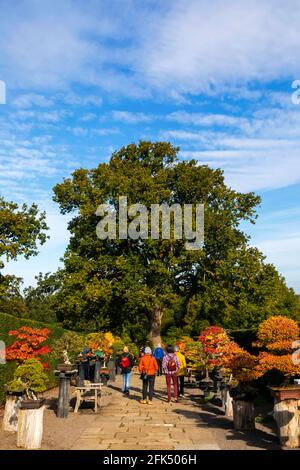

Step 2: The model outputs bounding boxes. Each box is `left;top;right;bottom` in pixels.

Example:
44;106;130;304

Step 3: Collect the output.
0;197;48;310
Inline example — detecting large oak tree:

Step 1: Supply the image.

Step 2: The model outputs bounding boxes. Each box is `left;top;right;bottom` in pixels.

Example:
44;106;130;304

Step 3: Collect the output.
53;141;299;343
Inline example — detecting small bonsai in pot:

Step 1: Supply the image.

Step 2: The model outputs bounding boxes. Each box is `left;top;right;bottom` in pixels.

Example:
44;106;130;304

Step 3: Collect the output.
8;359;49;449
52;331;85;372
8;358;49;406
198;326;230;398
222;346;261;430
3;326;51;432
254;316;300;448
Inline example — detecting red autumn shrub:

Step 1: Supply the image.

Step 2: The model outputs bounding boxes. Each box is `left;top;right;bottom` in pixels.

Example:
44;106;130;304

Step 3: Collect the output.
199;326;230;368
6;326;51;364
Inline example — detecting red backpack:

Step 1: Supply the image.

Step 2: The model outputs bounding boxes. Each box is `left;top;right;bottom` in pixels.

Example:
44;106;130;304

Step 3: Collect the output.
167;356;177;372
121;355;130;369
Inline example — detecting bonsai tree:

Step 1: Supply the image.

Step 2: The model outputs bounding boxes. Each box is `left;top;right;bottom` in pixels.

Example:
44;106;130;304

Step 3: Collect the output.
254;316;300;383
85;332;116;361
199;326;230;378
220;344;262;430
8;358;49;400
6;326;51;364
176;335;204;371
254;316;300;448
52;331;86;364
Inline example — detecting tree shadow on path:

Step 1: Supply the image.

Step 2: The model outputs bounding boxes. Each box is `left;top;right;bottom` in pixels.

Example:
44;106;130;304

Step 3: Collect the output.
172;405;281;450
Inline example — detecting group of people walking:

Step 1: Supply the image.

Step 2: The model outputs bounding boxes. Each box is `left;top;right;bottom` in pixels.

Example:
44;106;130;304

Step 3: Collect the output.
117;344;187;405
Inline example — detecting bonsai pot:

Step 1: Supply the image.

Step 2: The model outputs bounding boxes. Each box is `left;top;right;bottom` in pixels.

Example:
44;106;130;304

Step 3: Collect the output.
19;398;45;410
199;376;214;399
3;384;24;397
269;385;300;401
56;363;75;372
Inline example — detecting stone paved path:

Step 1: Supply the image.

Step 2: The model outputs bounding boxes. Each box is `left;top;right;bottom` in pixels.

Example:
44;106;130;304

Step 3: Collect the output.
71;372;220;450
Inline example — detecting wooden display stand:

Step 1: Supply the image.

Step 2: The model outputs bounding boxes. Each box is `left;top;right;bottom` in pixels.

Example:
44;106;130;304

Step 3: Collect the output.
17;399;45;449
232;399;255;430
2;394;20;432
270;386;300;448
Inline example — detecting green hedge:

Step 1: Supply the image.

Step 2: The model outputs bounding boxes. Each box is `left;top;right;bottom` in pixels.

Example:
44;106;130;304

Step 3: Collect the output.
0;312;71;405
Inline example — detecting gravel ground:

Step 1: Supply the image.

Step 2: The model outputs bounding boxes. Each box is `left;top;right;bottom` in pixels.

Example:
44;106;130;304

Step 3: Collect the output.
0;381;281;451
0;385;114;450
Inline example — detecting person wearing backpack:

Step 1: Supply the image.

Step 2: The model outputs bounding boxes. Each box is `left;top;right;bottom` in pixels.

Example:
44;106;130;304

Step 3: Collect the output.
118;346;134;396
162;346;180;402
153;343;165;376
174;345;187;397
138;347;158;404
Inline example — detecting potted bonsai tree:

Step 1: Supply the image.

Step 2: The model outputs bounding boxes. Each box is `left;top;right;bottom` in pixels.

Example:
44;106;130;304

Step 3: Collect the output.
198;326;230;398
8;358;49;449
52;331;85;372
3;326;51;432
254;316;300;448
223;347;261;430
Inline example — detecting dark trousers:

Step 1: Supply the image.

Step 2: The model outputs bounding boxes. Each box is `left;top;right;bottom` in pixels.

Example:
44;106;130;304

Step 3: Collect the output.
157;358;163;376
142;375;156;401
166;374;178;401
177;375;185;396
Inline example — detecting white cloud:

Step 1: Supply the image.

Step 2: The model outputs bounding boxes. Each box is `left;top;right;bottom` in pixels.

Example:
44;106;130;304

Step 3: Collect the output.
61;93;102;106
80;113;97;122
167;111;249;128
92;128;120;136
140;1;300;94
12;93;54;109
111;110;153;124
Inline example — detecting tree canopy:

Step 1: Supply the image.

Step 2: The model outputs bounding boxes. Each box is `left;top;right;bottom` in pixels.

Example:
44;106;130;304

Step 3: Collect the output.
52;141;300;343
0;197;48;302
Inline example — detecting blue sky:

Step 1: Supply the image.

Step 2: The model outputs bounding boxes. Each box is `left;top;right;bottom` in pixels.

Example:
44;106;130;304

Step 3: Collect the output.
0;0;299;292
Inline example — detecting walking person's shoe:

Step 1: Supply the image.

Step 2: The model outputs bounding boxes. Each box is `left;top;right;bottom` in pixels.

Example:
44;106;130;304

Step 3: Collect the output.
140;399;147;404
147;400;152;405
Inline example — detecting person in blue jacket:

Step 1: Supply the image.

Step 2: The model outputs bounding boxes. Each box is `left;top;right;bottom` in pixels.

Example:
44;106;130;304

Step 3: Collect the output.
153;344;165;376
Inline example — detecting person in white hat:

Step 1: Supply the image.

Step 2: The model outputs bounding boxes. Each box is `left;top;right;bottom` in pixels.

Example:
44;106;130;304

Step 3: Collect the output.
138;347;158;404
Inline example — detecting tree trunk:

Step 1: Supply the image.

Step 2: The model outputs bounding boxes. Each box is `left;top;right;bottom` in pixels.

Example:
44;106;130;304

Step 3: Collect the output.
222;388;233;417
149;305;163;346
273;398;300;448
3;395;19;432
17;406;45;449
233;400;255;430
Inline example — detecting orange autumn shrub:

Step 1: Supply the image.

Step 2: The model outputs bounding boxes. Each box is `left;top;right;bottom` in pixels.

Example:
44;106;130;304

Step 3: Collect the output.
221;340;245;369
253;316;299;352
224;349;262;383
254;316;300;379
85;331;116;357
257;352;300;377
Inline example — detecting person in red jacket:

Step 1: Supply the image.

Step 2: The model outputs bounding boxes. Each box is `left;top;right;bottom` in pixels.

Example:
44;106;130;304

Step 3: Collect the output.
138;347;158;404
117;346;134;396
